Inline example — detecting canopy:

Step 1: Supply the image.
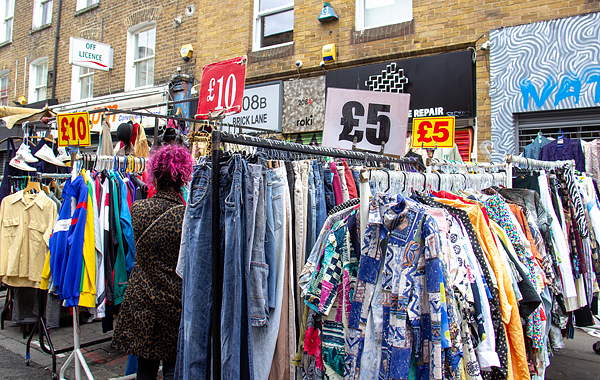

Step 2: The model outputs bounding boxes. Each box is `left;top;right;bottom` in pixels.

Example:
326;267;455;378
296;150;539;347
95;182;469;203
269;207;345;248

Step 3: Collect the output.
0;106;56;129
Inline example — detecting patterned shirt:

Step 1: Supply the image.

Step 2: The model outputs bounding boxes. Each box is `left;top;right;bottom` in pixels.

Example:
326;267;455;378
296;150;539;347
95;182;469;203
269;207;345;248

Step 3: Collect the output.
346;194;448;380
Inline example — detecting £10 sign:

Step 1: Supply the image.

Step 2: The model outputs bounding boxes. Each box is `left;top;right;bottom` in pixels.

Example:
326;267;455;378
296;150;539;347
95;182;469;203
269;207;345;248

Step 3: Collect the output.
57;112;91;147
197;56;247;119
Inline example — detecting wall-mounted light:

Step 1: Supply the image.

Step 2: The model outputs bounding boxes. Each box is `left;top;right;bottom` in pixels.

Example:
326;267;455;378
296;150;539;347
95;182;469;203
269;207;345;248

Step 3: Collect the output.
318;2;338;23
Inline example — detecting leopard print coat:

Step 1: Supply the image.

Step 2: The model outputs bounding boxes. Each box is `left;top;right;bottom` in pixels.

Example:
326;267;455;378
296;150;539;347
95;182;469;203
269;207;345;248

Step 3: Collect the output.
112;191;186;361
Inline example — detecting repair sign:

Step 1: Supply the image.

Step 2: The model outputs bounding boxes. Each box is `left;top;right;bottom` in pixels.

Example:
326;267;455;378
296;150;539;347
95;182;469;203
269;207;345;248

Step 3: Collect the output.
197;56;247;119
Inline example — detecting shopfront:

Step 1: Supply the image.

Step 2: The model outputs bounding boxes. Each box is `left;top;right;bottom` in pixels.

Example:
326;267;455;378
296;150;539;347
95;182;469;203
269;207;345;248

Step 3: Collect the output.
490;12;600;162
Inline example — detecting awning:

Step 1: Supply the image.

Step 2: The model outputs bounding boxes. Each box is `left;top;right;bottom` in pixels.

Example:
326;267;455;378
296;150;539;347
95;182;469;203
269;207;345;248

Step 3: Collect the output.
0;106;56;129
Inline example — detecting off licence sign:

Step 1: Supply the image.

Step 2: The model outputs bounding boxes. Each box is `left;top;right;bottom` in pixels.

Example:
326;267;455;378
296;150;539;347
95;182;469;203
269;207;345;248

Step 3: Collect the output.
411;116;455;149
57;112;91;147
322;88;410;156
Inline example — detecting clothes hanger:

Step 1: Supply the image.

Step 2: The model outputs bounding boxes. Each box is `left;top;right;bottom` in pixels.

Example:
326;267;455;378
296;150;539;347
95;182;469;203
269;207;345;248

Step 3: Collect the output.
557;129;564;145
23;176;41;194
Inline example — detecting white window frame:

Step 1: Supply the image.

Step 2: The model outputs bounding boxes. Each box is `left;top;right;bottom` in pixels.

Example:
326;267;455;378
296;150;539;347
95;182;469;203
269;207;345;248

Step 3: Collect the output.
76;0;98;11
355;0;412;31
28;58;48;103
252;0;294;52
32;0;53;29
70;65;94;101
125;21;156;91
0;0;14;43
0;72;9;106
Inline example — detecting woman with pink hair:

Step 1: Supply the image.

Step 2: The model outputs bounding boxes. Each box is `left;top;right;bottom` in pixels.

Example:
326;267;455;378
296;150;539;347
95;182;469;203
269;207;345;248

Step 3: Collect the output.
112;144;194;380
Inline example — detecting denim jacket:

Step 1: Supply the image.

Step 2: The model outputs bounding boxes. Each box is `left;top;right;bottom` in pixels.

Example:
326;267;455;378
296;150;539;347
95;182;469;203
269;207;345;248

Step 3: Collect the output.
346;194;448;380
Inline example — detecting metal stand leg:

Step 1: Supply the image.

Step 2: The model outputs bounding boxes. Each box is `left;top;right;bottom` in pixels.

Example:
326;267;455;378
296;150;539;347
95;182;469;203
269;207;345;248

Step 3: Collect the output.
1;288;14;330
59;308;94;380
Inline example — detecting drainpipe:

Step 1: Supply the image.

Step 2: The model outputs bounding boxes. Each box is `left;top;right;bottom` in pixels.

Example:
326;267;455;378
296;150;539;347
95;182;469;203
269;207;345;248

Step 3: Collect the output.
51;0;62;100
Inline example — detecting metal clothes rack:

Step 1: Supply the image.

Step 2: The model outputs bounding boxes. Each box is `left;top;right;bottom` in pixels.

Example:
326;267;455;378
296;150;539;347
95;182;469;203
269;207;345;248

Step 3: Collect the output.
209;130;423;379
426;157;509;188
505;154;575;187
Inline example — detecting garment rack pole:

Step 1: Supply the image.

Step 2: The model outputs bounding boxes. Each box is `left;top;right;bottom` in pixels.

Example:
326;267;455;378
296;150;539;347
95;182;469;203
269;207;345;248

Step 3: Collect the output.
208;130;423;378
505;154;575;188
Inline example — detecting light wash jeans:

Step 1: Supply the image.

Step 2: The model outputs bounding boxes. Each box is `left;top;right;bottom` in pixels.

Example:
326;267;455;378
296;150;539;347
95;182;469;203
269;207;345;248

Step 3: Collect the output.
252;167;288;380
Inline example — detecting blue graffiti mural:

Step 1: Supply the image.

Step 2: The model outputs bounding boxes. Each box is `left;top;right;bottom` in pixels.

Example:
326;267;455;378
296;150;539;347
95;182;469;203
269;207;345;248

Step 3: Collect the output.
520;70;600;109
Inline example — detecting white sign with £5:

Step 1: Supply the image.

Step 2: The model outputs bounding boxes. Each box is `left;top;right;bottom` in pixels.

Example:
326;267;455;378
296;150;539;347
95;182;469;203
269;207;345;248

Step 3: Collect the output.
322;88;410;156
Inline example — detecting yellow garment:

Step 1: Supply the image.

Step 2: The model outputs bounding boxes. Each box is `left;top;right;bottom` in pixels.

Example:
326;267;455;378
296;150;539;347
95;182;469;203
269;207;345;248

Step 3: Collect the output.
79;171;97;307
134;124;150;158
434;198;531;380
0;191;56;288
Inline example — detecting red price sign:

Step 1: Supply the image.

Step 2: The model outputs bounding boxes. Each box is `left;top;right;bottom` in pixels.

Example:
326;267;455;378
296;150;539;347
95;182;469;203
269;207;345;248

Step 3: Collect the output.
57;112;91;147
411;116;455;149
197;56;247;119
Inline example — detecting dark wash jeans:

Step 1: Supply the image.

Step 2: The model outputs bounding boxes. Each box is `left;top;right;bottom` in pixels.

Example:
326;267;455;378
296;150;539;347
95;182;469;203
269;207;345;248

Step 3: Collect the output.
175;164;213;380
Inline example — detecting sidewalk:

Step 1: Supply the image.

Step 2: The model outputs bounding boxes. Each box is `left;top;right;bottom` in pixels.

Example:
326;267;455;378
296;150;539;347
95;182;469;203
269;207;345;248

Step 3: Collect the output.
0;289;129;380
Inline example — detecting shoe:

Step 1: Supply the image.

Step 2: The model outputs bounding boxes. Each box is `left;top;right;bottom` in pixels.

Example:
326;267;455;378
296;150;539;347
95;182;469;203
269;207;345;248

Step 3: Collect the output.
10;155;36;171
16;144;38;163
34;145;67;167
56;147;70;162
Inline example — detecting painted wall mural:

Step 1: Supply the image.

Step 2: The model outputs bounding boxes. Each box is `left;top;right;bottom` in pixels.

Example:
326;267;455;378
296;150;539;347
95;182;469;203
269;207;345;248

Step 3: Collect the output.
490;12;600;161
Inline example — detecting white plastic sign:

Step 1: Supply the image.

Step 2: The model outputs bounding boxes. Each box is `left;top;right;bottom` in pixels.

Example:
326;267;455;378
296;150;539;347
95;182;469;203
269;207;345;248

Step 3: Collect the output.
322;88;410;156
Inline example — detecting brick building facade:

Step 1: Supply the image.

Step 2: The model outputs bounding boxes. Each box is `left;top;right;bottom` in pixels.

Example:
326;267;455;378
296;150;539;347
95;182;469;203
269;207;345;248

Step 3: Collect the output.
1;0;599;159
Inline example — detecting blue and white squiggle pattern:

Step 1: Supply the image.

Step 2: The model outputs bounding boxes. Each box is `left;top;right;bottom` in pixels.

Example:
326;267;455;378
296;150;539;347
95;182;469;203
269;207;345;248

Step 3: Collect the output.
490;12;600;161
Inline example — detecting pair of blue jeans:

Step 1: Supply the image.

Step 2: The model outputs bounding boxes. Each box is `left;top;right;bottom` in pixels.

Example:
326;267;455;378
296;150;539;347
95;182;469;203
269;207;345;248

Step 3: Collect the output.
312;161;327;238
248;163;269;326
221;155;254;380
322;167;335;213
175;164;213;380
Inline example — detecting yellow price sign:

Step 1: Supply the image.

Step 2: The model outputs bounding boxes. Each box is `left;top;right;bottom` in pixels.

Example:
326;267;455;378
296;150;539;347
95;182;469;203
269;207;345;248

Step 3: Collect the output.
57;112;91;147
411;116;455;149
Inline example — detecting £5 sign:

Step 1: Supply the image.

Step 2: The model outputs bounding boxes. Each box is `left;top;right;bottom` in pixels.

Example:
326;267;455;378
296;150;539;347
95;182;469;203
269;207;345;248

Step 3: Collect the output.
197;56;247;119
57;111;91;147
322;88;410;156
411;116;455;149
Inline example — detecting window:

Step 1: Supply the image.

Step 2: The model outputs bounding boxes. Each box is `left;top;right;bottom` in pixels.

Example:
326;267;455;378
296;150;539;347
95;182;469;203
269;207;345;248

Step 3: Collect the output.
32;0;53;29
71;65;94;101
134;28;155;88
253;0;294;50
125;23;156;90
0;0;14;43
0;74;8;106
356;0;412;30
76;0;98;11
29;58;48;103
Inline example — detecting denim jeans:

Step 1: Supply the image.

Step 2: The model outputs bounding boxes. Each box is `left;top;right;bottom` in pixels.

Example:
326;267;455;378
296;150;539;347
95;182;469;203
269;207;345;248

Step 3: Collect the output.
305;165;316;257
252;167;288;380
175;164;212;380
264;167;277;309
323;168;335;213
312;161;327;239
248;163;269;326
221;155;254;380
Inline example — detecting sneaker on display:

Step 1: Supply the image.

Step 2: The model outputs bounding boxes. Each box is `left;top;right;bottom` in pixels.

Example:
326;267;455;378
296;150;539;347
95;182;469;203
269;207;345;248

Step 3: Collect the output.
56;147;70;162
10;155;36;171
16;144;38;163
34;144;67;167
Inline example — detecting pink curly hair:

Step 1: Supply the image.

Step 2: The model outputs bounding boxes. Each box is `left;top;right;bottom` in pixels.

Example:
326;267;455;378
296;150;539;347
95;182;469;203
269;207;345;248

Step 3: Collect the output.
146;144;194;191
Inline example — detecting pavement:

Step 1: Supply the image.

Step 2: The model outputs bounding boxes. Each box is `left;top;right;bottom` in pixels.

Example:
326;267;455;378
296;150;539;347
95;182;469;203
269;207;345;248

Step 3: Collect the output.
1;288;599;379
0;288;129;380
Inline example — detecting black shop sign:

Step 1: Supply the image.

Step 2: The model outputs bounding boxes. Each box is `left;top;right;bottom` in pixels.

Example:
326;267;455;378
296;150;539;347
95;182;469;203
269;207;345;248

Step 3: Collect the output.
325;50;475;119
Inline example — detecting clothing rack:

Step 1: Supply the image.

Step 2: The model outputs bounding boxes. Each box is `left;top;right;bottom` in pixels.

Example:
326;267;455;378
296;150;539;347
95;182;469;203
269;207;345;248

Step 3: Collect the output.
426;157;508;172
209;130;424;379
505;154;575;187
